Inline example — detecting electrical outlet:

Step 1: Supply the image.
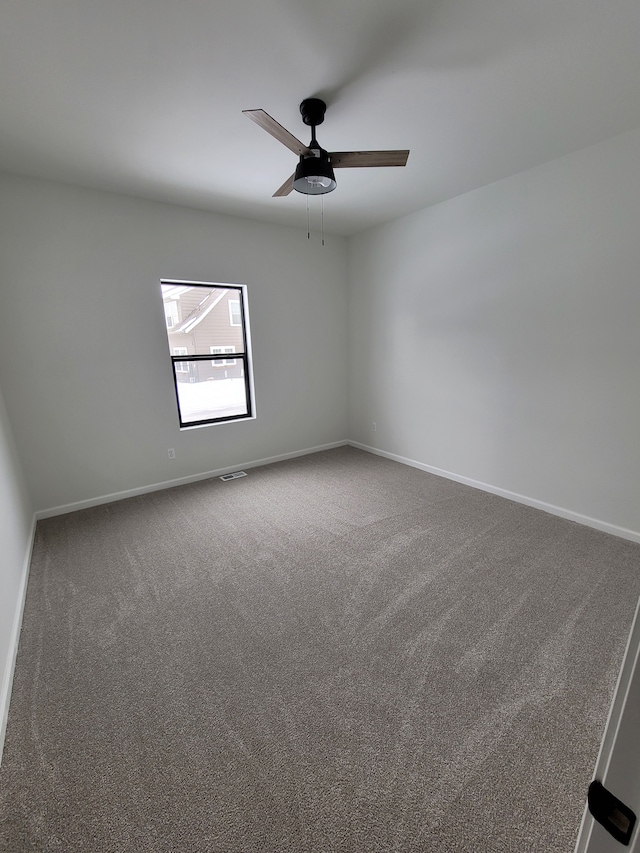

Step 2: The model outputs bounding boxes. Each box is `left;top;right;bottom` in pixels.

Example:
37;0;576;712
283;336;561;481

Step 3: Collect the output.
372;422;377;432
168;448;176;459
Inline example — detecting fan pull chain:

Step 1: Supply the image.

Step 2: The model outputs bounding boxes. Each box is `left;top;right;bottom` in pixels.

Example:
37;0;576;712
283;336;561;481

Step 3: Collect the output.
306;193;310;240
321;194;325;246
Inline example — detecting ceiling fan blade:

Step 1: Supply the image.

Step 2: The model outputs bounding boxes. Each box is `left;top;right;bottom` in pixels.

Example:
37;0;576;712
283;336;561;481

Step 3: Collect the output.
243;109;309;156
273;173;295;197
330;150;410;168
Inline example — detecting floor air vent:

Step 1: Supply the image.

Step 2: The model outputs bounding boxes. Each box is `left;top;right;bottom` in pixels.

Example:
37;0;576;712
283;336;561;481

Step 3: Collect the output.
220;471;247;481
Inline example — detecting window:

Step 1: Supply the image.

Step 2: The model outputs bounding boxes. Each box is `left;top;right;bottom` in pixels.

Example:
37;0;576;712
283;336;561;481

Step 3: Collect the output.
161;281;254;428
229;299;241;326
165;301;179;328
173;347;189;372
210;345;236;366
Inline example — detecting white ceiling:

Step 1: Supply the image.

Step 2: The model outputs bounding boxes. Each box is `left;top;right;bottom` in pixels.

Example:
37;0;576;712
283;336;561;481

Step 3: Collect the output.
1;0;640;236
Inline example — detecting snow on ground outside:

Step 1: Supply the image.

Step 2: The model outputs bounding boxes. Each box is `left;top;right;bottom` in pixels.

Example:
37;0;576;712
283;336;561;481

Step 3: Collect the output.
176;377;247;422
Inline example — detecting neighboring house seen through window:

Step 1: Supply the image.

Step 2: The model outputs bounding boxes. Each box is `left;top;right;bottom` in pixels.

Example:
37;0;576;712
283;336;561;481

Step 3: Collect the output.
161;281;254;428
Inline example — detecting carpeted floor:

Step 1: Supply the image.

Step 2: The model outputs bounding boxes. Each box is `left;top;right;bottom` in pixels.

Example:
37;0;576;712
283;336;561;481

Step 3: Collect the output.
1;446;640;852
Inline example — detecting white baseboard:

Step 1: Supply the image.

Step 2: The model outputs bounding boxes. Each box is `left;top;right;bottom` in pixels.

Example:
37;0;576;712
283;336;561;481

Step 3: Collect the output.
349;441;640;544
36;438;640;543
36;441;349;520
0;514;37;764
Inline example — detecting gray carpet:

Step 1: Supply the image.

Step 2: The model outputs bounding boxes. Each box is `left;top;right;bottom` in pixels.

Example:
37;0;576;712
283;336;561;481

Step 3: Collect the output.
2;446;640;852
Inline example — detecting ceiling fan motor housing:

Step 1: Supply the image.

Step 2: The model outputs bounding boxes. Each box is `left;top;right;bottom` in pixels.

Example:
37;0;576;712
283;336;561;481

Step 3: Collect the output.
300;98;327;127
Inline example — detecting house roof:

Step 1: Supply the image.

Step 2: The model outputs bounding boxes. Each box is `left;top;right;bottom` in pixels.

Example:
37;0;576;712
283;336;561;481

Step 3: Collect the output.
1;0;640;236
174;289;229;335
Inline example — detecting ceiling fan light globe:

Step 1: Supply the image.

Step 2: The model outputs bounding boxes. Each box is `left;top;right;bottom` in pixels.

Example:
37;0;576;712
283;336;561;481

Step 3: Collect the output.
293;153;336;195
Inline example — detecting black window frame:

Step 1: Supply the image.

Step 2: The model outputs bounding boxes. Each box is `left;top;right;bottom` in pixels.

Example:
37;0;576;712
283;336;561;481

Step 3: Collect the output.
163;281;254;429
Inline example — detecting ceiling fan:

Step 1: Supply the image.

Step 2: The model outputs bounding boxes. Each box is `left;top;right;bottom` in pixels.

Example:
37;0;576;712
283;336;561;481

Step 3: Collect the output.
243;98;409;197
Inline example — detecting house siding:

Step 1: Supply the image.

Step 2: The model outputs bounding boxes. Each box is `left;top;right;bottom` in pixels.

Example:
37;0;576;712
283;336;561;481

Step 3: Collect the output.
164;286;246;382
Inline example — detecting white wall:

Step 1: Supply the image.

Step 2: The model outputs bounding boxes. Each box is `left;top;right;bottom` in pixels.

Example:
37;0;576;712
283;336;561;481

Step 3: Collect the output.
0;383;33;757
0;174;349;513
348;128;640;537
2;125;640;535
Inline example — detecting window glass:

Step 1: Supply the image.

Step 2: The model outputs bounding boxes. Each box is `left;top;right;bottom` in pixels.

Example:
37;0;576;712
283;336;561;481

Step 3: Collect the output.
161;282;253;427
174;361;249;424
